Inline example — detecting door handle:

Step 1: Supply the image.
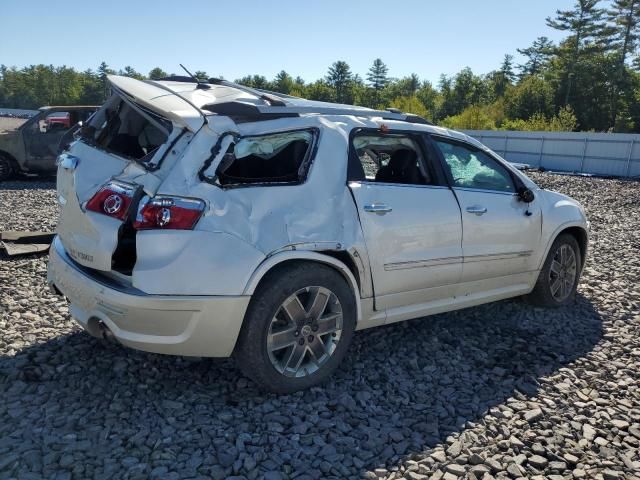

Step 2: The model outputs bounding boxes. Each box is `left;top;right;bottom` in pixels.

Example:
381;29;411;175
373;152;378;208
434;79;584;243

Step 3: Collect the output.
466;205;487;216
364;203;392;215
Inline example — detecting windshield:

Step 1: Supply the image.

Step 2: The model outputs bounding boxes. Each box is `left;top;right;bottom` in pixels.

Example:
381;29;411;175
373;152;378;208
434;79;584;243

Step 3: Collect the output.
80;94;172;166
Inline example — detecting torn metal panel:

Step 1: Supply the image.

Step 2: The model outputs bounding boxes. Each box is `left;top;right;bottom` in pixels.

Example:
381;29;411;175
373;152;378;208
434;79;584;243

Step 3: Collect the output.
1;242;50;256
0;230;55;256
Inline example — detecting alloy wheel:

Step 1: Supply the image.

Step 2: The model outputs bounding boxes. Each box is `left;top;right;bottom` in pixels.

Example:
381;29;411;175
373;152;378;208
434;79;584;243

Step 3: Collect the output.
0;157;12;181
548;244;578;302
267;286;343;378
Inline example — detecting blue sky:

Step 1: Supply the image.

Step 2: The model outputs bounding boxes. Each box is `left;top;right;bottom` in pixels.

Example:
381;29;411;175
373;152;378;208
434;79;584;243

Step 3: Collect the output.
2;0;573;84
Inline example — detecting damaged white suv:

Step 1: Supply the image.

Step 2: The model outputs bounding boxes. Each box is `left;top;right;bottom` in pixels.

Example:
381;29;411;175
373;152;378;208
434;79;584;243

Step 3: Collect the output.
48;75;589;392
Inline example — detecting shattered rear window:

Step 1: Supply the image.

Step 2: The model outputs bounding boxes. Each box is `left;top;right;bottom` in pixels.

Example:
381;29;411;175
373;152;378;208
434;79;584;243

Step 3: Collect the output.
80;94;171;165
216;129;317;186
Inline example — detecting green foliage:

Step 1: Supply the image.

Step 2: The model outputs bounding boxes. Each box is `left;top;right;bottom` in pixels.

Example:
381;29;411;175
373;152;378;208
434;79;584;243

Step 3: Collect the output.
441;105;496;130
501;106;578;131
505;75;555;119
148;67;168;80
2;2;639;133
120;66;144;80
273;70;294;94
389;96;430;119
518;37;554;76
367;59;389;90
326;61;353;103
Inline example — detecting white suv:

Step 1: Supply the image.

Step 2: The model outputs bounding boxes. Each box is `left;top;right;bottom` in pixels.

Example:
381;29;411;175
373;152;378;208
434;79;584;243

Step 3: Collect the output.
47;75;589;393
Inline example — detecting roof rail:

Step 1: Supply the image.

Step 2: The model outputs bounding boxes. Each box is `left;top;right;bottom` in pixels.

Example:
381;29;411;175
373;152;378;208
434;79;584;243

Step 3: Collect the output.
156;76;434;125
201;101;433;125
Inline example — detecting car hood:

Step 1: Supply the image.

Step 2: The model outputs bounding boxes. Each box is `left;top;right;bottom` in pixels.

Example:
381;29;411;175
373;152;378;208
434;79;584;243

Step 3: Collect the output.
0;126;19;135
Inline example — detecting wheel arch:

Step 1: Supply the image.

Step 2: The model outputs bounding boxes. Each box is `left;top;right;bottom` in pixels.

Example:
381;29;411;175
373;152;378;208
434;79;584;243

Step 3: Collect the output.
243;251;363;322
540;222;589;272
0;149;19;169
561;226;588;268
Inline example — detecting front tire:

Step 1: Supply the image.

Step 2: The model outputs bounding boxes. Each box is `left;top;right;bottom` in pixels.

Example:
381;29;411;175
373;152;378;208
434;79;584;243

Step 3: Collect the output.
234;263;356;393
528;233;582;307
0;154;15;182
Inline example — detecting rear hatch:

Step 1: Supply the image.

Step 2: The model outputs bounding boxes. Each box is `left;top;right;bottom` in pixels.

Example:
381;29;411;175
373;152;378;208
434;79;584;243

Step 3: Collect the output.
56;76;205;273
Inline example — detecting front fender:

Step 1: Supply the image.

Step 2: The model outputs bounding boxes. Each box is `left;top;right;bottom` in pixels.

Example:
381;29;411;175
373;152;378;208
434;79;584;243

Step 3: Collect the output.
537;189;589;270
243;251;362;321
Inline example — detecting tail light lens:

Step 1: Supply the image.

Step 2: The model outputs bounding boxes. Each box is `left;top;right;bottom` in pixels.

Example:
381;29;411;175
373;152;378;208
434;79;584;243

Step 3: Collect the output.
133;196;205;230
85;181;136;221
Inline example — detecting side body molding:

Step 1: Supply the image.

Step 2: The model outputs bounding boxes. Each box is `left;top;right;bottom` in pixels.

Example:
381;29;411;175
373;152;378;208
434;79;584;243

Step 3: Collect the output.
243;251;363;322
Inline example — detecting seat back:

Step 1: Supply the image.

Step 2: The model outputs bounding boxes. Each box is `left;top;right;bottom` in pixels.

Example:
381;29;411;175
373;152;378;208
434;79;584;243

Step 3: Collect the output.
375;149;423;184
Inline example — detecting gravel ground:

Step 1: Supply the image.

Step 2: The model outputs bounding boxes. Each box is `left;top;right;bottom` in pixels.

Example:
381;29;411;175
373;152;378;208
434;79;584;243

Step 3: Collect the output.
0;172;639;480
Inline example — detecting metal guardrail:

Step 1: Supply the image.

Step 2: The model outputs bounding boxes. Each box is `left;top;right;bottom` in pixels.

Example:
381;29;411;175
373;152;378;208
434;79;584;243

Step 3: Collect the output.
463;130;640;178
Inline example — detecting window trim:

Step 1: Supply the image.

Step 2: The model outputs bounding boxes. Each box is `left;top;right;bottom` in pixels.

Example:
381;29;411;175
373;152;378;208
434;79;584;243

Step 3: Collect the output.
347;127;447;187
214;126;320;189
428;134;523;195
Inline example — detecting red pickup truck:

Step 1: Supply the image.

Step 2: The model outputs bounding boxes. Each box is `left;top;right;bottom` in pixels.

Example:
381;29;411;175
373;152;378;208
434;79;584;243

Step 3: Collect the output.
45;112;71;130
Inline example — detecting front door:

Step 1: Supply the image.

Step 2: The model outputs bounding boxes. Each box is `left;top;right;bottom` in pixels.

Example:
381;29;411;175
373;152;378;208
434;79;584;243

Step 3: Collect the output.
431;137;542;285
348;129;463;310
24;110;72;171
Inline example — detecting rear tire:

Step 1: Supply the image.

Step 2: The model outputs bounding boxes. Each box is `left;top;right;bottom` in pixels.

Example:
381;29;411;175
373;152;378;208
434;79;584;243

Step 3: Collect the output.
528;233;582;307
234;263;356;393
0;154;15;182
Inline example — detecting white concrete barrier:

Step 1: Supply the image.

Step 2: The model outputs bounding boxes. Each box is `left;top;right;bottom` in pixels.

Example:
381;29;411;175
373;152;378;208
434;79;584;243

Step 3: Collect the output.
463;130;640;178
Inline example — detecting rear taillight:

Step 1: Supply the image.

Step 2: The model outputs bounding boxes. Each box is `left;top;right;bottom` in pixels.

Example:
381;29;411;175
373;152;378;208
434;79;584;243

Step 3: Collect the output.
133;196;205;230
85;181;136;221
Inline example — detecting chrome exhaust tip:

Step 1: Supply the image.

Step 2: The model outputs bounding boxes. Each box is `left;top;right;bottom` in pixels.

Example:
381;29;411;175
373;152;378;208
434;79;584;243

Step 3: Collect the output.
97;320;117;343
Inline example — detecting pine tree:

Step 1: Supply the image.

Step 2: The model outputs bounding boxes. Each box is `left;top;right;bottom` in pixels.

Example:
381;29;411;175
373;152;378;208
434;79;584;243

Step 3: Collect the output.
407;73;420;95
326;61;353;103
517;37;554;76
546;0;609;57
500;54;517;83
120;66;144;80
546;0;609;105
97;62;115;101
366;58;389;106
607;0;640;127
608;0;639;65
274;70;294;94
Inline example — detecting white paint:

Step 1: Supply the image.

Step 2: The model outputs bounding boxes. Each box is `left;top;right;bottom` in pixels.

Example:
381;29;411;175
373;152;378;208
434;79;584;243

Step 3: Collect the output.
48;76;589;358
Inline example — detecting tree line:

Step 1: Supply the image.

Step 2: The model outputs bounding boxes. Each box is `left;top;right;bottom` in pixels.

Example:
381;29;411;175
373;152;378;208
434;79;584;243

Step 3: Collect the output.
1;0;639;132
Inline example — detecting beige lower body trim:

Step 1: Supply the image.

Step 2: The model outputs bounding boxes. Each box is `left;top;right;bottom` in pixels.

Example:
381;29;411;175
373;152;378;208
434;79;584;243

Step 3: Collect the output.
47;237;249;357
357;271;538;330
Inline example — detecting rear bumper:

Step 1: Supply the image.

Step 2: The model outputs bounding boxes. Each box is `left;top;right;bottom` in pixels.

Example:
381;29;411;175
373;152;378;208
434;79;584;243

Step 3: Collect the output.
47;236;250;357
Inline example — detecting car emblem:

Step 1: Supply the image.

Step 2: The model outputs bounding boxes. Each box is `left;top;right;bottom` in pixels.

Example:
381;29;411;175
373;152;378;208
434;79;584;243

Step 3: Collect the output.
103;194;123;215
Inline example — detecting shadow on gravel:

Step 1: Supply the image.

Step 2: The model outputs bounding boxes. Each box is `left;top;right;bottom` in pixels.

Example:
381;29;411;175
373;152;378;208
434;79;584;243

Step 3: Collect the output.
0;293;603;479
0;178;56;190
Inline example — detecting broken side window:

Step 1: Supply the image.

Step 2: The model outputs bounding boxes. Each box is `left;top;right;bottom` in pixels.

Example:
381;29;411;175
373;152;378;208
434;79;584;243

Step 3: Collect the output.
79;94;171;165
216;129;317;186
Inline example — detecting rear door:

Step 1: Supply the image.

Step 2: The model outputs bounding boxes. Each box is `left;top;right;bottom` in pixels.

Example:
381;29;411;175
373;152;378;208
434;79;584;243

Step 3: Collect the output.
431;136;542;285
348;129;463;311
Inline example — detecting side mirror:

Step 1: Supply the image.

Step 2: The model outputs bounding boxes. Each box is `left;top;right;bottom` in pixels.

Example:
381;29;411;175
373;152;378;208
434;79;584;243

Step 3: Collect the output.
518;188;535;203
